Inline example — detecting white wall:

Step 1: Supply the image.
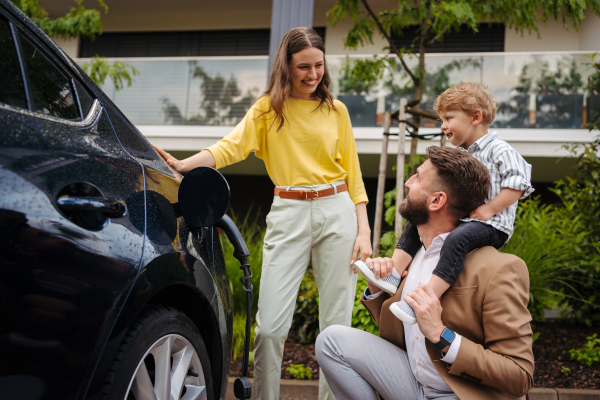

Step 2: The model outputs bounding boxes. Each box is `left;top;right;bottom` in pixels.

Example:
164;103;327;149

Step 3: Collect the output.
580;9;600;51
505;11;600;52
43;0;600;54
314;1;388;55
52;36;79;58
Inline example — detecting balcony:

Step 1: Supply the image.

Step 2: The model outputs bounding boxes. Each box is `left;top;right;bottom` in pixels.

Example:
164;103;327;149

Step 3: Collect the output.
77;52;599;181
78;52;599;129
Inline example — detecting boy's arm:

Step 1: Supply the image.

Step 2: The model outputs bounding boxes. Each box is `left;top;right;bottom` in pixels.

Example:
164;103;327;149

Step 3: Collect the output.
469;188;523;221
471;146;533;221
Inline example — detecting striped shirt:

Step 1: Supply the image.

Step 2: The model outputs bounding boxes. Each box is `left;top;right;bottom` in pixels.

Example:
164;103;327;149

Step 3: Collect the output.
460;131;534;240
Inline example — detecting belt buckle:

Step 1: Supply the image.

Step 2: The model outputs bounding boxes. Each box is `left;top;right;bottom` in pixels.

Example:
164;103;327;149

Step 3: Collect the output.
305;189;319;200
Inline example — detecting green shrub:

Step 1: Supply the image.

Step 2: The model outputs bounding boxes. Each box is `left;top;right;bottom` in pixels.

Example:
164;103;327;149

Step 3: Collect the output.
569;334;600;367
220;207;266;317
550;135;600;325
352;275;380;335
502;197;591;320
231;312;257;360
561;366;571;376
291;269;320;344
286;364;312;380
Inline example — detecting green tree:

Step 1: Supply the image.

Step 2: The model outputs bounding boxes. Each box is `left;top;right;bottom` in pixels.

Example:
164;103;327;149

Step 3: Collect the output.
11;0;138;91
329;0;600;253
328;0;600;164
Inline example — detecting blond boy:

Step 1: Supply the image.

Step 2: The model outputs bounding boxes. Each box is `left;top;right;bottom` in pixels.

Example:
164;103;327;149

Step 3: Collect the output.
355;82;534;324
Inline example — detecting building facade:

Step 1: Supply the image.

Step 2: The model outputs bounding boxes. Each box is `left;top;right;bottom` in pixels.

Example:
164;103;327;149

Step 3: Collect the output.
44;0;600;219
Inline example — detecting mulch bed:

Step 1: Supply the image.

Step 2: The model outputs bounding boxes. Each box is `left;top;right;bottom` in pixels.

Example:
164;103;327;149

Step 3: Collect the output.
532;319;600;389
229;319;600;389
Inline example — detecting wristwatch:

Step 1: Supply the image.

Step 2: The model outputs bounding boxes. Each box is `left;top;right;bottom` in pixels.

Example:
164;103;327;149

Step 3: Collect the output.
432;327;456;351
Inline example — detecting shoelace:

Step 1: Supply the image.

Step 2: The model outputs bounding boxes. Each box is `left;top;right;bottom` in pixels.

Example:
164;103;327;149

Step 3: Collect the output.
384;274;400;286
398;300;416;317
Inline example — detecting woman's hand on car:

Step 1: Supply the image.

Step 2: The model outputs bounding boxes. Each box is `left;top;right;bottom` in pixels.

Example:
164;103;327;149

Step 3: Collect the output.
151;144;216;172
151;144;186;172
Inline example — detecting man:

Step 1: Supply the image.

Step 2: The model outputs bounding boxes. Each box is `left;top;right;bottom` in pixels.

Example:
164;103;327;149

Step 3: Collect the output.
316;146;534;400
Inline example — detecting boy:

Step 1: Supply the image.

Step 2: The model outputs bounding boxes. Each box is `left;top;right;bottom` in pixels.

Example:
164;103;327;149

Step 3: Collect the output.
355;82;533;324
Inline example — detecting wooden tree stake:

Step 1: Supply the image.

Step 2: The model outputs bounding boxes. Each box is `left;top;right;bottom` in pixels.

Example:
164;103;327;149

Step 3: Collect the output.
372;111;391;256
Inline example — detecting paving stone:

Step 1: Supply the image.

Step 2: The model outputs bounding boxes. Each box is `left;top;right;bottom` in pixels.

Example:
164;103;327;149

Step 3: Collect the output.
224;379;600;400
556;389;600;400
225;378;319;400
530;388;558;400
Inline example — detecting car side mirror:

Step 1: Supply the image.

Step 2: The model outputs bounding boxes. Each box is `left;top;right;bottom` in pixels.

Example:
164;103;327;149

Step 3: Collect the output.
178;166;230;227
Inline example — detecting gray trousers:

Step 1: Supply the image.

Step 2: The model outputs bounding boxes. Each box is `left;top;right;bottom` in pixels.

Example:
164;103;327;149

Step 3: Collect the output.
253;183;358;400
315;325;459;400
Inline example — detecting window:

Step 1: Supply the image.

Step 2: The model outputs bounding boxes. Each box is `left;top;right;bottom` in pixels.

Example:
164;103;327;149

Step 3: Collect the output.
392;23;504;53
73;79;95;117
80;27;326;57
18;32;78;119
0;18;26;109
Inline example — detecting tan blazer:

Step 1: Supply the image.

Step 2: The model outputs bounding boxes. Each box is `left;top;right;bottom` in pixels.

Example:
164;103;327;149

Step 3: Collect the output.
361;246;535;400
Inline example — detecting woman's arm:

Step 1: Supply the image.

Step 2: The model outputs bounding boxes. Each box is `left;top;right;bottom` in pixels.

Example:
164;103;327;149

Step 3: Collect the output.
152;144;216;172
351;202;372;264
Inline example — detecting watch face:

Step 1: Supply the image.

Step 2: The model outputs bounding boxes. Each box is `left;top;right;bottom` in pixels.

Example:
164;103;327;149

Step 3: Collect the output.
441;328;456;343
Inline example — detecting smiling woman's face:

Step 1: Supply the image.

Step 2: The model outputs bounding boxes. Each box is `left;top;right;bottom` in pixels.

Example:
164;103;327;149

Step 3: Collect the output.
290;47;324;99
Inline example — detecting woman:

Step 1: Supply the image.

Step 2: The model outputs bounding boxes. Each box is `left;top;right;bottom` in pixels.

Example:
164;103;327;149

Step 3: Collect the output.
153;27;371;400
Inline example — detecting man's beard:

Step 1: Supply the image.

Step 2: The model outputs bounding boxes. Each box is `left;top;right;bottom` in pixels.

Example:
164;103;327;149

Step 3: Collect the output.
399;194;430;226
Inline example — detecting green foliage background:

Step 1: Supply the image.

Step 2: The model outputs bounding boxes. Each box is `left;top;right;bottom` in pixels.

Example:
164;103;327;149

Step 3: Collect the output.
12;0;138;91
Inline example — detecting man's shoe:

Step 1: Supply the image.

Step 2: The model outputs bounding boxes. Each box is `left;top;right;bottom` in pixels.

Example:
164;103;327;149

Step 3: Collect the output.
353;260;400;295
389;300;417;325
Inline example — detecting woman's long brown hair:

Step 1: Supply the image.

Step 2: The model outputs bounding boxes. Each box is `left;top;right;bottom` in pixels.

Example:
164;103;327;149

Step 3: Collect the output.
260;27;337;131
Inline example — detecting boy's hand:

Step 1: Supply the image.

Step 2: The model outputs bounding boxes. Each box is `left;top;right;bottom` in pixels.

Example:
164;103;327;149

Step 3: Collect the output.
469;204;495;221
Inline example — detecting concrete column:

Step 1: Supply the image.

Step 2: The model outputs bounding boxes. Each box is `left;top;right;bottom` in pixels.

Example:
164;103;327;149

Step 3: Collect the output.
268;0;314;77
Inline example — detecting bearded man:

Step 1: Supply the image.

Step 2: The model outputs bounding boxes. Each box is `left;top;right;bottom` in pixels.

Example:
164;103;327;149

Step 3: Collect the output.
316;146;534;400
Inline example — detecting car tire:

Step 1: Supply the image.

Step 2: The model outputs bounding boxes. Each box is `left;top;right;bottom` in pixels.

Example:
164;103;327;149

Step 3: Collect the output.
101;305;213;400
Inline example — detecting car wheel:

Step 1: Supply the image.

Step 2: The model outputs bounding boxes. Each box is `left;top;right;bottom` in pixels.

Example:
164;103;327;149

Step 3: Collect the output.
102;305;213;400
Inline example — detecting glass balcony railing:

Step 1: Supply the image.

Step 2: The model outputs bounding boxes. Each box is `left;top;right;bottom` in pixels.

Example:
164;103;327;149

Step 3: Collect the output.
77;52;599;129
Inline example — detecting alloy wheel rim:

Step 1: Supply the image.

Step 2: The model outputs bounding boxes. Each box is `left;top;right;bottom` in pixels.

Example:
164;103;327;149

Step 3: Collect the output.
125;333;206;400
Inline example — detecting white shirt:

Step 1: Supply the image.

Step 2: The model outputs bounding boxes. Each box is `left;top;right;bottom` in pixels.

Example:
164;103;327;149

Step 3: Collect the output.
460;131;534;239
365;232;462;392
401;232;461;391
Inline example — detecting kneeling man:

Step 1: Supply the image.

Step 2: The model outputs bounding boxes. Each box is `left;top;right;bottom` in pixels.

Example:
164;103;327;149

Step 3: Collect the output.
316;146;534;400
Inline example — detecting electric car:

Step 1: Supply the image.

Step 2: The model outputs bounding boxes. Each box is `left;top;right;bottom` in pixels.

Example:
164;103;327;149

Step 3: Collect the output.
0;1;243;398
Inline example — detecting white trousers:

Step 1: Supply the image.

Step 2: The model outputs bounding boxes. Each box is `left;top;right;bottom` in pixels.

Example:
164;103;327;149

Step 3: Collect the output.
253;181;359;400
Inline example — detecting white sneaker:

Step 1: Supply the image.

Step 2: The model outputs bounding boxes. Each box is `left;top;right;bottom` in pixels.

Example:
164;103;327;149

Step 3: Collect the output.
389;300;417;325
353;260;400;295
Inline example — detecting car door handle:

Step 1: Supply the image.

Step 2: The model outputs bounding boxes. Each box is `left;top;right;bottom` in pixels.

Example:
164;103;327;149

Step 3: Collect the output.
57;197;127;218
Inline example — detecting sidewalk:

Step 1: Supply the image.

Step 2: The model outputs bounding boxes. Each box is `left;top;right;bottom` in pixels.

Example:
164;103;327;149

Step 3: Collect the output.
224;378;600;400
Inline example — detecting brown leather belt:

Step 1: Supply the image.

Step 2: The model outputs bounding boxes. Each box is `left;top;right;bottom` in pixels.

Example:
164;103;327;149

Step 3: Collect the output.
274;183;348;200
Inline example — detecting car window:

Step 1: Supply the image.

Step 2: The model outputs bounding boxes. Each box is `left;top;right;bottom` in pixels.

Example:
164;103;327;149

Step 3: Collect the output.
0;18;27;109
73;79;95;117
18;32;78;120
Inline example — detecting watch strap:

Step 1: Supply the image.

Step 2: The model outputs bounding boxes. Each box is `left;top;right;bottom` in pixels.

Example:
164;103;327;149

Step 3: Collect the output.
433;327;455;350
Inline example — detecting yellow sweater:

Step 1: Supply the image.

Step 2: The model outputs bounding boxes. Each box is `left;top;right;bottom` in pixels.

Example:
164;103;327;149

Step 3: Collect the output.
206;96;368;204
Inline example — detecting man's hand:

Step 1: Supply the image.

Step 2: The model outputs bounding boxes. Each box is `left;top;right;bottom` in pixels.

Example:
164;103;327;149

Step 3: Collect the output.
362;257;407;297
469;204;495;221
366;257;395;280
404;285;445;343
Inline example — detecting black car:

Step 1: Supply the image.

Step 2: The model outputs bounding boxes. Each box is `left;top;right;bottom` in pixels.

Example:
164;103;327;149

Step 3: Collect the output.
0;1;251;399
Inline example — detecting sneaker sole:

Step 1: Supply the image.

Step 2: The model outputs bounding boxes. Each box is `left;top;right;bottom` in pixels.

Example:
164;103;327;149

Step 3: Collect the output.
389;302;417;325
353;260;397;295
